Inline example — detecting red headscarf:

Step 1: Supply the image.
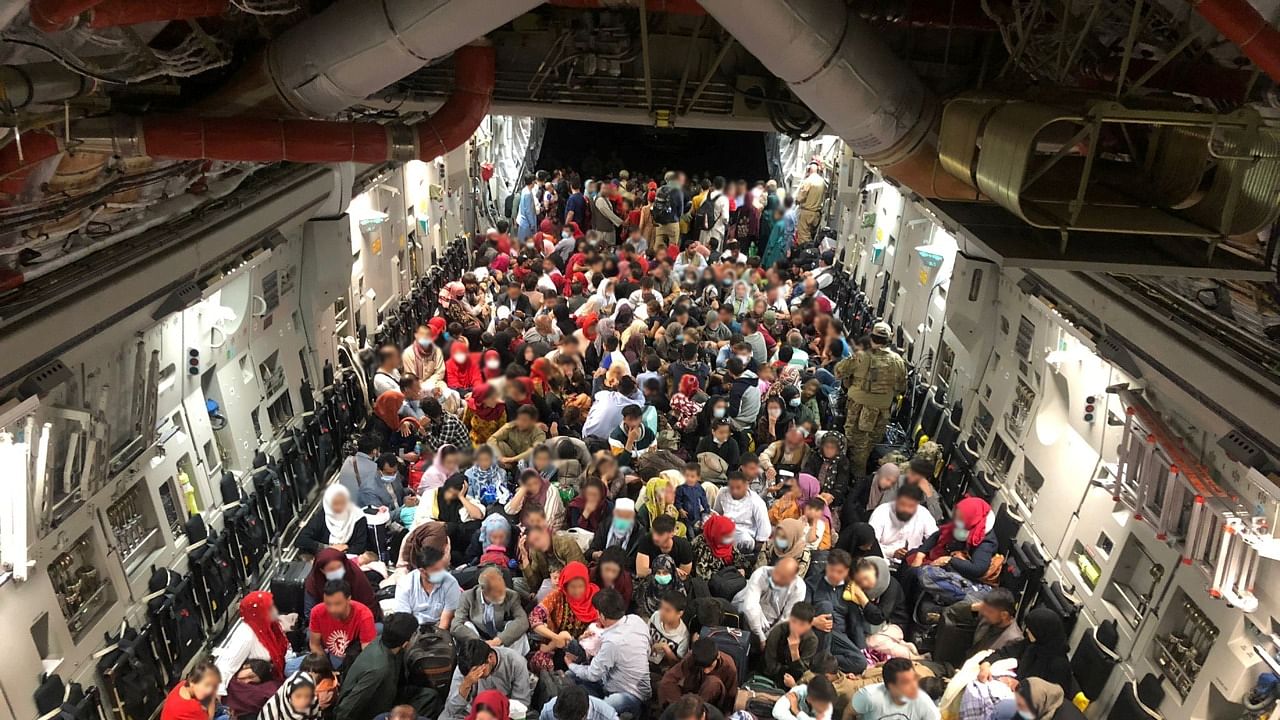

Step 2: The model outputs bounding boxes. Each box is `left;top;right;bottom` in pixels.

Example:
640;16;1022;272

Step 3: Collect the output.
491;254;512;274
678;374;700;397
539;218;557;235
466;382;505;422
495;233;512;255
929;497;991;561
481;349;503;380
466;689;511;720
567;221;584;239
530;358;552;395
558;561;599;624
373;390;406;429
239;591;289;679
446;341;481;390
703;515;737;564
577;312;599;342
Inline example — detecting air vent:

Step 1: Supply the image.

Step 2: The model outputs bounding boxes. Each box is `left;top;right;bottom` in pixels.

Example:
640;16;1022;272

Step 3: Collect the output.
1095;334;1143;379
1218;429;1265;469
152;281;203;320
18;359;71;399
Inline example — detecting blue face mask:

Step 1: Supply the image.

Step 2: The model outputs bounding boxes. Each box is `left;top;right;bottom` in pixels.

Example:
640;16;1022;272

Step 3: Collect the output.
775;538;790;550
1018;712;1035;720
427;569;449;584
612;518;633;534
418;337;431;348
381;473;397;484
789;398;801;407
954;527;970;542
655;573;672;586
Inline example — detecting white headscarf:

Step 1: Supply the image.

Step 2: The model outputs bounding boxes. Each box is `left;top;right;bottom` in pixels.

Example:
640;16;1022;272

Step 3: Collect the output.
322;485;360;545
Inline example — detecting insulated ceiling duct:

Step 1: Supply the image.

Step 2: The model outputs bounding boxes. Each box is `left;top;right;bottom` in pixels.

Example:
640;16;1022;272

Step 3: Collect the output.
205;0;541;116
696;0;974;198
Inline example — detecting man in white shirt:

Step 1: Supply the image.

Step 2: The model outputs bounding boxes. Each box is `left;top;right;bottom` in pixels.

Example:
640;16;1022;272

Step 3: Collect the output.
372;343;402;397
712;472;772;549
868;484;937;561
850;658;940;719
734;558;806;644
699;176;731;252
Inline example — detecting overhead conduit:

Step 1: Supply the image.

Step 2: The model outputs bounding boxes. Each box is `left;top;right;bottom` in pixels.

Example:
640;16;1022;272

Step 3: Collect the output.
695;0;974;198
29;0;228;30
1192;0;1280;83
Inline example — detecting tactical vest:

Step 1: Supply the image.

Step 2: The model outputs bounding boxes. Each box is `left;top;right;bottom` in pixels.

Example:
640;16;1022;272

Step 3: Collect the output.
848;348;905;409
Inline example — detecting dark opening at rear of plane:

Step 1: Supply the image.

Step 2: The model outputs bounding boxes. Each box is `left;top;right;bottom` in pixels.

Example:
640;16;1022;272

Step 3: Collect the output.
538;120;770;182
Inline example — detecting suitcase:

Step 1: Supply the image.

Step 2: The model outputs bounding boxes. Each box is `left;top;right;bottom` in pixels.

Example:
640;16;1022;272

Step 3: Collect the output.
270;559;312;648
703;625;751;684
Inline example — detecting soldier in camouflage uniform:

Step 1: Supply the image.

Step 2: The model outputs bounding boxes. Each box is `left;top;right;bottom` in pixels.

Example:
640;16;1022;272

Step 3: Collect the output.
835;321;907;475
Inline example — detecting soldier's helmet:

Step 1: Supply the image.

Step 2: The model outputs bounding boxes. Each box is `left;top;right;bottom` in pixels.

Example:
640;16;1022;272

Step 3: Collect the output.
871;322;892;341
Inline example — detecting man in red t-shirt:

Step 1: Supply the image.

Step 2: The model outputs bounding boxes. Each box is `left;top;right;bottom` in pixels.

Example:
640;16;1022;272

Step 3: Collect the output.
308;579;377;667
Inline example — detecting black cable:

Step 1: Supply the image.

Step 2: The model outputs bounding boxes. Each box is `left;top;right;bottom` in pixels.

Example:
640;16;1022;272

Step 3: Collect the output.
2;37;134;85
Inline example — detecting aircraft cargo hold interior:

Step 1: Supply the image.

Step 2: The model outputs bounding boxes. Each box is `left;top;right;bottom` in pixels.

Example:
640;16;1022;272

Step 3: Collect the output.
1;1;1280;720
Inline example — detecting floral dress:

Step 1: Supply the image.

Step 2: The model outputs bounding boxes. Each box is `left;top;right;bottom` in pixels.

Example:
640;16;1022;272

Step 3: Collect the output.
527;589;592;673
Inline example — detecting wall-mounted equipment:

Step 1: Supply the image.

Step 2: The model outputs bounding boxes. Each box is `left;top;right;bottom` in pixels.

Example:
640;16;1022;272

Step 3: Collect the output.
1102;536;1165;629
187;347;201;376
1111;385;1274;612
1083;394;1098;423
105;483;163;576
1151;593;1219;699
49;531;114;640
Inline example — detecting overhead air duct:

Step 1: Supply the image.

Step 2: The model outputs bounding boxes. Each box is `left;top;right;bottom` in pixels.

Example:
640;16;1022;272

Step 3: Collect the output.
28;0;107;32
82;0;229;28
0;43;495;197
695;0;974;198
204;0;540;116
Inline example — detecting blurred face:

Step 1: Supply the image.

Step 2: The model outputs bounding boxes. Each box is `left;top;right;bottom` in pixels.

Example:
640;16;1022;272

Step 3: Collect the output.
322;591;351;619
977;601;1011;627
659;600;680;624
527;527;551;552
523;474;542;493
740;459;760;478
788;615;812;637
516;412;535;430
887;668;920;702
600;561;621;585
329;492;348;514
189;672;220;701
853;566;878;591
893;495;919;522
566;578;587;599
729;477;748;499
713;425;730;443
825;561;849;587
584;484;603;506
289;685;316;712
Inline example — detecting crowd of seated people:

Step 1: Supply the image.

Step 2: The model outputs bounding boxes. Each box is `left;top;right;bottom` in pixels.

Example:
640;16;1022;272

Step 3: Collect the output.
161;167;1084;720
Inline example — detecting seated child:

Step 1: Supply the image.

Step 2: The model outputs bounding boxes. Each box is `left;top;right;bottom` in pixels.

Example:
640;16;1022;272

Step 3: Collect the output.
465;446;511;506
648;590;691;670
675;462;710;532
802;498;831;551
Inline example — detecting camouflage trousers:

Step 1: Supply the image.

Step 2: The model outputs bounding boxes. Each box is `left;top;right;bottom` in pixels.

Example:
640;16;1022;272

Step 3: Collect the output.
845;402;891;476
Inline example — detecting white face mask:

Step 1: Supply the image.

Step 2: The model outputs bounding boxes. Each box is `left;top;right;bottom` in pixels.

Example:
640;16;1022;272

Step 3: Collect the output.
485;359;501;370
737;354;752;363
453;353;467;364
768;408;782;418
713;407;726;419
324;568;346;581
417;337;431;348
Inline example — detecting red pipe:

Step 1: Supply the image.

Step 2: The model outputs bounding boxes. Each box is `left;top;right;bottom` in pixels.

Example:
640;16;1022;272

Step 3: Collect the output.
138;44;495;162
1193;0;1280;83
28;0;108;32
0;131;62;198
86;0;229;28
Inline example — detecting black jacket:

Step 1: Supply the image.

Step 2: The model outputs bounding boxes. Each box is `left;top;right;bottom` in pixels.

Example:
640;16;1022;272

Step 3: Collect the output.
863;575;909;627
295;511;369;556
587;518;647;570
696;436;741;470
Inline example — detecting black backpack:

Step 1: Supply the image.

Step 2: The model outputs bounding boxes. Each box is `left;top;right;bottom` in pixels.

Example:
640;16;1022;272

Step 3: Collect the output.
693;192;721;232
144;567;205;677
652;184;679;224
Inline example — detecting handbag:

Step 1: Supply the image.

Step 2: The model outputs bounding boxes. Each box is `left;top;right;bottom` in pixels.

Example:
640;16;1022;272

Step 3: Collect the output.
709;566;748;599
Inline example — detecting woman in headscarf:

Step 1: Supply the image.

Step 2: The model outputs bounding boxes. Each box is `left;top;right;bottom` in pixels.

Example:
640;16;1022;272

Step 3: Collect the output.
368;390;419;455
764;365;803;403
566;479;611;534
464;512;515;566
835;522;883;561
754;517;812;577
906;496;997;582
303;548;381;619
420;444;461;491
529;357;554;397
465;689;511;720
795;472;832;540
462;382;507;446
480;349;504;381
552;302;578;338
417;472;485;564
982;608;1075;697
591;546;634;608
445;340;482;391
259;669;322;720
636;553;685;615
640;477;685;538
528;560;599;672
294;484;368;557
441;281;482;332
848;462;901;526
804;432;850;515
223;591;290;682
692;515;753;581
754;396;794;450
669;374;705;446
